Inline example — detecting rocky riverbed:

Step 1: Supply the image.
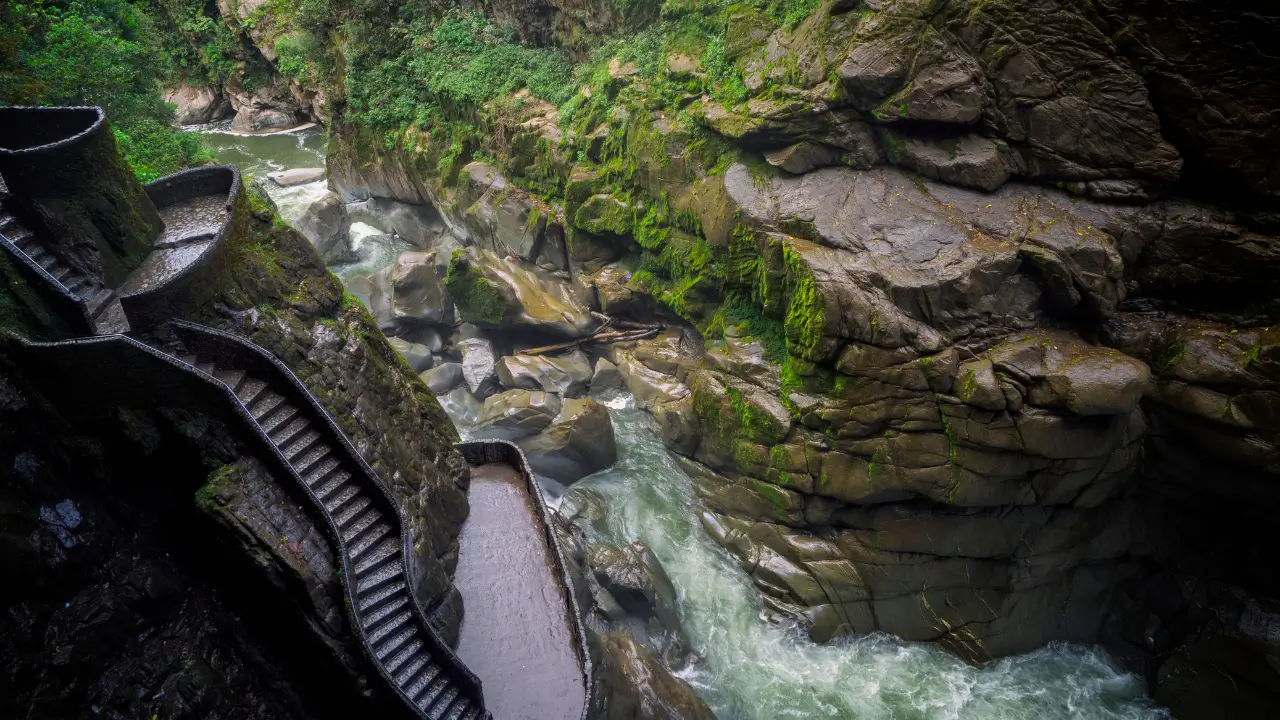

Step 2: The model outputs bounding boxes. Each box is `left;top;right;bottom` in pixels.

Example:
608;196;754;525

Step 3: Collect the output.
200;117;1177;719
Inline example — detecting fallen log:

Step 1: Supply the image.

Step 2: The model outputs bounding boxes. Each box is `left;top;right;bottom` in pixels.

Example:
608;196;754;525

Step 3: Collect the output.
516;327;660;357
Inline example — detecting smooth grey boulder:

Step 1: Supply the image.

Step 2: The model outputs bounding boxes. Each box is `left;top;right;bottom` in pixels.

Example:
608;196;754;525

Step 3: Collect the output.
295;191;353;263
473;390;562;441
517;397;617;483
590;358;625;393
420;362;464;395
268;168;325;187
438;385;483;428
497;351;594;397
456;336;500;398
348;197;446;249
389;251;454;326
389;337;434;373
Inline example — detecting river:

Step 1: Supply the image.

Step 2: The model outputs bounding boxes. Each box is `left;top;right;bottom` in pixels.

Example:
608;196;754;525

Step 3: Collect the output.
199;128;1169;720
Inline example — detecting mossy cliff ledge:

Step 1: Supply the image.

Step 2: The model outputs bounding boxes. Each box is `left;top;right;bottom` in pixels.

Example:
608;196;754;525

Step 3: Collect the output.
211;0;1280;714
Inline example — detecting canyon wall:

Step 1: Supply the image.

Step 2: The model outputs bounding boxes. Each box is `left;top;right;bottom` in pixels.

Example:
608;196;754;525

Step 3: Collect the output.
157;0;1280;716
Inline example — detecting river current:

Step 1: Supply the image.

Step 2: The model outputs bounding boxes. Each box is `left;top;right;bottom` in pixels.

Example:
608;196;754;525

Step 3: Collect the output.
202;128;1170;720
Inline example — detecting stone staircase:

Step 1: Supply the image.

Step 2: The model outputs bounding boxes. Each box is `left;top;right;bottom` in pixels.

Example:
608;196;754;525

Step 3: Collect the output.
0;205;114;320
167;337;489;720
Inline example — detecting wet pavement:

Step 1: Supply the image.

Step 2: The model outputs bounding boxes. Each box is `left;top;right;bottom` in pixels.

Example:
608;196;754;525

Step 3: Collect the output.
454;463;585;720
91;193;227;334
156;194;227;248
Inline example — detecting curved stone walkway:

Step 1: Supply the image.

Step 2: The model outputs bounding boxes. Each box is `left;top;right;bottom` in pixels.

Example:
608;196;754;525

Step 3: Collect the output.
454;463;586;720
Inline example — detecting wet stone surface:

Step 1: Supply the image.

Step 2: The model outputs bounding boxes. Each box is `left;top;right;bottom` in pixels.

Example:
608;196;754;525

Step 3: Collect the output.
156;195;228;248
119;238;216;295
454;463;585;720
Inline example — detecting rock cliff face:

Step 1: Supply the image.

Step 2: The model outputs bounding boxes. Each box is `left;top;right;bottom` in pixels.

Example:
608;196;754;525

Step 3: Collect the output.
188;0;1279;715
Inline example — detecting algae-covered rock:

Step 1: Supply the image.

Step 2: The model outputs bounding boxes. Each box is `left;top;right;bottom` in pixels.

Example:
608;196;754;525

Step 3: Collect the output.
445;246;595;338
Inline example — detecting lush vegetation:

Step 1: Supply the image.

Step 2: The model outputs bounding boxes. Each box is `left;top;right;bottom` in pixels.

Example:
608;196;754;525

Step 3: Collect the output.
0;0;210;181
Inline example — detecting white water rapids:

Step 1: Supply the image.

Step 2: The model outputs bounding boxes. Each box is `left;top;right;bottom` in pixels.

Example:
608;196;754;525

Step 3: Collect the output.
567;399;1169;720
198;127;1170;719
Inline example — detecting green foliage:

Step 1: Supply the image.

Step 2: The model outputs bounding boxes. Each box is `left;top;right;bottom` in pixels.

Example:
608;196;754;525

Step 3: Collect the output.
112;118;210;182
719;303;787;363
1;0;209;180
782;244;825;359
274;30;316;83
346;11;576;130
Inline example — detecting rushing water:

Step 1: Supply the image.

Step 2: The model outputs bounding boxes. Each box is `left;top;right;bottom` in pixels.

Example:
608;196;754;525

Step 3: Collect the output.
191;122;329;225
196;129;1168;720
569;399;1168;720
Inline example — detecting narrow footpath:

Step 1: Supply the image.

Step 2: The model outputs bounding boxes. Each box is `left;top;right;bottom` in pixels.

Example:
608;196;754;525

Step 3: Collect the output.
455;463;586;720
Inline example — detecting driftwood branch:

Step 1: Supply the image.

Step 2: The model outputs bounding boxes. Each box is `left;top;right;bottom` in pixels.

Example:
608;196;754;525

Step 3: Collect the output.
517;326;660;357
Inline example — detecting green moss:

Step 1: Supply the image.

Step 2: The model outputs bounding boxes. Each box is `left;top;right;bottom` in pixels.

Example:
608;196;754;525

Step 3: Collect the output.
444;249;514;325
782;244;825;359
755;480;794;520
195;464;238;508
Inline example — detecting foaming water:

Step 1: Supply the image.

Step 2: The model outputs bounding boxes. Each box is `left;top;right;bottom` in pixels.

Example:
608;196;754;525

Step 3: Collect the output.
567;405;1170;720
330;223;414;281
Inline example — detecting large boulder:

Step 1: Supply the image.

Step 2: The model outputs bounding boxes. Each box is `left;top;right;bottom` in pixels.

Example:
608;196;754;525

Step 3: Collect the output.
472;390;563;441
388;337;434;373
348;197;447;249
268;168;325;187
456;336;500;398
228;78;305;133
164;82;231;125
421;362;464;395
295;192;352;263
445;246;596;338
454;162;569;271
518;397;617;483
388;251;454;326
497;351;593;397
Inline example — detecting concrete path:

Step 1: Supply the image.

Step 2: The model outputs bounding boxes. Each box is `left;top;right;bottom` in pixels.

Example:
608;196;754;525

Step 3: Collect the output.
455;463;585;720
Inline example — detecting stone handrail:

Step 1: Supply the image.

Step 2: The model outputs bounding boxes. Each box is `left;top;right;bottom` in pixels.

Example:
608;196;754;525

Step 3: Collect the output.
0;230;94;334
456;439;595;720
119;166;247;331
12;323;488;718
168;321;487;716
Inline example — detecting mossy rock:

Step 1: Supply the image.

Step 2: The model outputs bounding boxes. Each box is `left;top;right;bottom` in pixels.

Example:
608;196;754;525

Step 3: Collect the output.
444;248;519;326
574;193;637;237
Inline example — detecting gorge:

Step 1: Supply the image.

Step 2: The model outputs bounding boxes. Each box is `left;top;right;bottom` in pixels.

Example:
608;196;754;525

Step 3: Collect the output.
2;0;1279;719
